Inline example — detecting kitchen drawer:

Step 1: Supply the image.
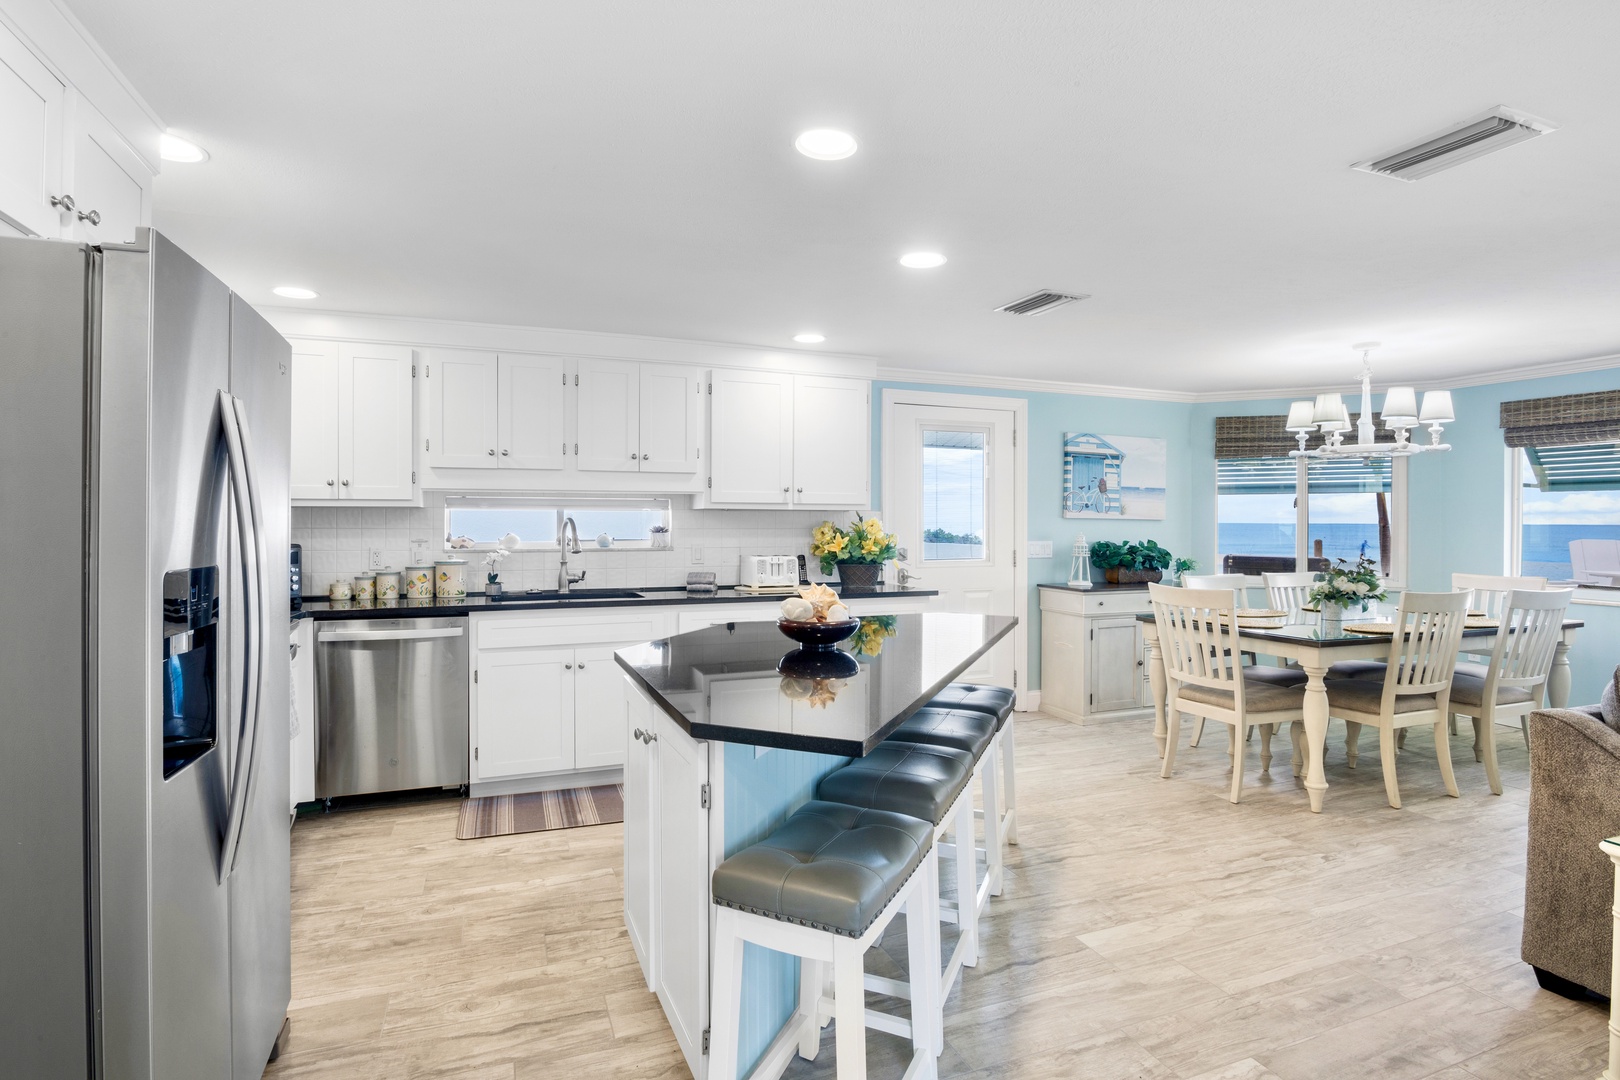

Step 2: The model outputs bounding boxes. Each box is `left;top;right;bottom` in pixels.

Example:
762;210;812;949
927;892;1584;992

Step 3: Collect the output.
474;611;665;650
1080;592;1152;616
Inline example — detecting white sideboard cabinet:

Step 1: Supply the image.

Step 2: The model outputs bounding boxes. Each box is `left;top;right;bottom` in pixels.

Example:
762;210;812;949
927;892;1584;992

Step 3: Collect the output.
1038;584;1155;723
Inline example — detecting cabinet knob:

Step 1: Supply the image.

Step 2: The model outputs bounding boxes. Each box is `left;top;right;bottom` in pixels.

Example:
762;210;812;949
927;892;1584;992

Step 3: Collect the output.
641;454;649;460
783;486;790;493
487;449;495;456
646;731;658;743
564;662;573;669
341;479;350;486
633;728;645;742
50;194;76;212
501;449;509;456
630;452;637;460
796;487;803;493
326;479;335;486
577;662;585;669
76;209;101;226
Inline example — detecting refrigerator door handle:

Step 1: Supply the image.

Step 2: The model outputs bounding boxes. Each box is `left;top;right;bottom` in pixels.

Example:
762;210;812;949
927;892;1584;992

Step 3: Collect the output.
218;390;266;880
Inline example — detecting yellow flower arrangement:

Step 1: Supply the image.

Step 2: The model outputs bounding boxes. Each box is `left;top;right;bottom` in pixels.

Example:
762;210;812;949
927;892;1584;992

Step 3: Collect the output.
853;616;897;657
811;514;898;574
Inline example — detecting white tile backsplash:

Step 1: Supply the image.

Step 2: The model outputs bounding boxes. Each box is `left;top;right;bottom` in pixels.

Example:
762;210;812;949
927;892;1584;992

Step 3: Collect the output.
291;498;841;596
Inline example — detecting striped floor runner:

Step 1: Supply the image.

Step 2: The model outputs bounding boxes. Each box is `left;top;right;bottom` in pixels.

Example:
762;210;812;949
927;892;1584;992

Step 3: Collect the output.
456;784;624;840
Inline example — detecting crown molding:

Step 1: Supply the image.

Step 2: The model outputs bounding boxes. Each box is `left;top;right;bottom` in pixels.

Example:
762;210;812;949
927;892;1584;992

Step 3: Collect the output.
872;365;1202;403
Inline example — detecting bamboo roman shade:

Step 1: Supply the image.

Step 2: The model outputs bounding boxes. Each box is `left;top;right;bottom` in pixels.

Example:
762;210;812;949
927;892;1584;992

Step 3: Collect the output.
1214;413;1394;459
1499;389;1620;448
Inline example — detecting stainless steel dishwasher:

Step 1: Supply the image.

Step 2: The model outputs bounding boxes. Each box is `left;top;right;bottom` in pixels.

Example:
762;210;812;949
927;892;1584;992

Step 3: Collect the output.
315;617;468;799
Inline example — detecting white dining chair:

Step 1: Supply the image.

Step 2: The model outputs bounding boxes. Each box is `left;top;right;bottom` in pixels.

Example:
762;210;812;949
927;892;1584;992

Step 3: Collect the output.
1452;572;1548;619
1150;584;1306;803
1184;573;1252;604
1450;589;1572;792
1263;572;1318;619
1179;576;1304;747
1327;591;1470;809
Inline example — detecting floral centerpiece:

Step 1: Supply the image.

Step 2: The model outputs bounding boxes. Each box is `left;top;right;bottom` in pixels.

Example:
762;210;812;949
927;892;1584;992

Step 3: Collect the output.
1308;554;1387;629
811;515;898;591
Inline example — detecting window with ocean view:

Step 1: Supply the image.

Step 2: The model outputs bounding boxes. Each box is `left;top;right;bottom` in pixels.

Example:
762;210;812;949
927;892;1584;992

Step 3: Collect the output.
443;496;671;549
1217;456;1401;576
1517;445;1620;584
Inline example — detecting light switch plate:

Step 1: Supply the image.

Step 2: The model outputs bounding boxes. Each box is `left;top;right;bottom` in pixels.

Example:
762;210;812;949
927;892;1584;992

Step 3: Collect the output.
1027;540;1054;559
690;547;703;564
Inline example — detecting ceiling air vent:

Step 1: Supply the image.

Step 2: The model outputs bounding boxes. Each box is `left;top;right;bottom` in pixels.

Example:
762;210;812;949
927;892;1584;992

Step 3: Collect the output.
1351;106;1557;182
994;290;1089;316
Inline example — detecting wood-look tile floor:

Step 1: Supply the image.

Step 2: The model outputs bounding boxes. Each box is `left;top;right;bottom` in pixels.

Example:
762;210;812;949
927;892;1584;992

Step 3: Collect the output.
263;714;1609;1080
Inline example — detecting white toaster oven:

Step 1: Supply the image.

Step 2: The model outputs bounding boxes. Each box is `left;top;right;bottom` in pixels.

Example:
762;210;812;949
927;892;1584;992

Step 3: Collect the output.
739;554;799;589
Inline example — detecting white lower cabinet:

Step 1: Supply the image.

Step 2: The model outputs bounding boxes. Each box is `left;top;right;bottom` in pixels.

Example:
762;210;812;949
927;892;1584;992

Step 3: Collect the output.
475;647;577;778
1038;585;1154;722
623;689;656;983
573;645;632;770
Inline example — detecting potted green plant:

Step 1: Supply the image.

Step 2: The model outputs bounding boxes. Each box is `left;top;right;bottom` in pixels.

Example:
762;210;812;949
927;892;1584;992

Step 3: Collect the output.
1168;556;1197;586
1089;539;1173;584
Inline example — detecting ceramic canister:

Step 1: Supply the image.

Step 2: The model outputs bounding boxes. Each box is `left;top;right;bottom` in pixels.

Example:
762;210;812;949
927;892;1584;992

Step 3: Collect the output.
404;565;435;598
327;579;353;601
353;575;376;601
375;570;401;600
434;559;468;598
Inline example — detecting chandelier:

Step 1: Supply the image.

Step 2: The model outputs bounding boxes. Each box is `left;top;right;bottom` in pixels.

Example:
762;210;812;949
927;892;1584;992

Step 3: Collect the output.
1286;343;1453;458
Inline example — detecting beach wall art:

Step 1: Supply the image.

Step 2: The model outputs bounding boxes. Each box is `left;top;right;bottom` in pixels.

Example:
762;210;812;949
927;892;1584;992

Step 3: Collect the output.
1062;432;1167;519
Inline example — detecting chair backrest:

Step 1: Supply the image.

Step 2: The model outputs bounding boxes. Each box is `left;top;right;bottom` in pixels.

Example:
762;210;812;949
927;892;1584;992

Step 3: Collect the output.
1480;588;1573;697
1568;539;1620;583
1379;591;1470;707
1148;584;1248;709
1263;572;1317;616
1452;572;1548;618
1183;573;1250;607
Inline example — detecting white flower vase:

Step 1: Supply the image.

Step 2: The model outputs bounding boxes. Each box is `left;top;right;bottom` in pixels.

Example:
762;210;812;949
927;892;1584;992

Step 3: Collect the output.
1319;602;1346;634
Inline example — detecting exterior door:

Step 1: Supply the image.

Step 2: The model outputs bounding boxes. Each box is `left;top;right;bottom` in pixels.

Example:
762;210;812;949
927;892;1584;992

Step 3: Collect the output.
498;354;568;470
0;24;63;237
575;358;640;472
427;349;497;469
709;369;792;504
474;647;575;778
288;339;339;499
340;344;413;500
887;402;1018;689
792;375;868;505
573;645;628;769
638;364;702;473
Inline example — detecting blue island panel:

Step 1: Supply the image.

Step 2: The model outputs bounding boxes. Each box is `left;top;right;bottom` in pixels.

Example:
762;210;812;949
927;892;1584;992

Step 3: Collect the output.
722;742;849;1080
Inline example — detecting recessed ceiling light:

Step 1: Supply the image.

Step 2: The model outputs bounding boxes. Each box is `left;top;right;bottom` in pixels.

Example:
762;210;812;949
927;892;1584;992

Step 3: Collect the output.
793;332;826;344
794;129;857;160
899;252;947;269
159;133;209;163
272;285;318;300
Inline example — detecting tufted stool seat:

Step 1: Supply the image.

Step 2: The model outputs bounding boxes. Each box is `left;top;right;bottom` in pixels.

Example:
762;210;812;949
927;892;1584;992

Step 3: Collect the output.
708;801;940;1080
925;683;1015;728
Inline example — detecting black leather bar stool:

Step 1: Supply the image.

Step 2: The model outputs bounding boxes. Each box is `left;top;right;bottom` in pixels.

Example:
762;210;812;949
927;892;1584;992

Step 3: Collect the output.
926;683;1020;853
887;706;1002;916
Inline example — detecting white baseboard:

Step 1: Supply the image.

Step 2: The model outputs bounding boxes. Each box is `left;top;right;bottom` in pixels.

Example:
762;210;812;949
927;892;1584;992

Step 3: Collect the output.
1019;690;1040;712
470;766;624;798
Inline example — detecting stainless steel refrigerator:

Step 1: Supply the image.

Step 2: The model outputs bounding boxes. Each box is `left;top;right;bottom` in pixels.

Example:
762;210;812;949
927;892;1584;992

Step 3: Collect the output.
0;229;292;1079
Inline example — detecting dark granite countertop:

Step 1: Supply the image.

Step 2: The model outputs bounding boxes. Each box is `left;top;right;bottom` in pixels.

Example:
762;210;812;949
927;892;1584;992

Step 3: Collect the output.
614;611;1018;757
1037;581;1152;594
1132;612;1584;646
293;584;937;621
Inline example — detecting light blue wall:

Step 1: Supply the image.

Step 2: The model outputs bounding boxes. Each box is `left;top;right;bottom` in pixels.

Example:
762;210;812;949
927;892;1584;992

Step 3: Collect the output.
868;368;1618;701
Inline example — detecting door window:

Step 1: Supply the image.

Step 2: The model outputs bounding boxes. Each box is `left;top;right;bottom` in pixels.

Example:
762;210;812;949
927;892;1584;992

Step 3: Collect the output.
921;428;989;563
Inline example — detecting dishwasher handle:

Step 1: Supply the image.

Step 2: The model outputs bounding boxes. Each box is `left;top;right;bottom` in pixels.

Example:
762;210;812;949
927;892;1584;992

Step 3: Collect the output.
318;625;466;643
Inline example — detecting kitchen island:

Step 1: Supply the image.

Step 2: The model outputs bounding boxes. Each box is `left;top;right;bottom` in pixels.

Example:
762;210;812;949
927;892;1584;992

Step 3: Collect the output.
614;611;1017;1080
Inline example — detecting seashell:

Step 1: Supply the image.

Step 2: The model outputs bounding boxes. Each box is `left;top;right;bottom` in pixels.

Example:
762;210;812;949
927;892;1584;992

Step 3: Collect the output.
779;677;814;699
825;602;850;623
780;597;815;622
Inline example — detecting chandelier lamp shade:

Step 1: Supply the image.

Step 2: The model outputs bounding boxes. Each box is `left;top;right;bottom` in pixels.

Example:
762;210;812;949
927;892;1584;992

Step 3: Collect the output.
1285;343;1453;458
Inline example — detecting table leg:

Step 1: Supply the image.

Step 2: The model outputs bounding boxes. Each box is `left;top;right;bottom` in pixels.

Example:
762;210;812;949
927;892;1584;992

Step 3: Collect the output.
1603;838;1620;1080
1146;628;1168;758
1549;639;1573;710
1301;660;1330;813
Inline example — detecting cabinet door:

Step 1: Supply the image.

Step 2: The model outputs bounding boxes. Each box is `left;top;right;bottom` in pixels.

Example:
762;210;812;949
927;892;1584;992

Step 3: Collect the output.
638;364;702;474
289;340;340;500
474;647;575;778
573;645;629;770
653;711;709;1074
1087;615;1144;714
709;369;792;504
575;358;640;472
623;688;655;987
339;344;414;500
498;354;568;470
792;375;869;506
426;349;497;469
0;24;63;237
63;98;148;246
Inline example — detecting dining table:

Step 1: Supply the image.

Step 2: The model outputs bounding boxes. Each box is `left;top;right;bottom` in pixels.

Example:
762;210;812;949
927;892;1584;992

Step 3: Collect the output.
1137;613;1585;812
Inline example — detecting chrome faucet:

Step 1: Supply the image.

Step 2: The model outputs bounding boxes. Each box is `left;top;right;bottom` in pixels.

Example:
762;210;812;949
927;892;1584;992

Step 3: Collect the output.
557;516;585;593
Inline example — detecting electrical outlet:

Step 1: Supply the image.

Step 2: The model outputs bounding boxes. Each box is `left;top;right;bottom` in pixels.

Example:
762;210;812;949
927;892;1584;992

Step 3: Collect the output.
1027;540;1054;559
690;547;703;564
368;548;387;570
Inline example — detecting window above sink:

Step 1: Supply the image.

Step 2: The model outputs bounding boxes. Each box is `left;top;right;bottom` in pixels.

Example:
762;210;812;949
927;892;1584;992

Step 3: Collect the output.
445;495;671;551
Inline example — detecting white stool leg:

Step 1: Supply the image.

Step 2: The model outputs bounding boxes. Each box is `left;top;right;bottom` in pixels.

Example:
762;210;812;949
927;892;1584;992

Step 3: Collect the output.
922;851;944;1053
904;858;942;1068
980;743;1003;900
709;908;744;1080
798;957;825;1060
953;801;978;970
832;936;869;1080
1000;716;1018;846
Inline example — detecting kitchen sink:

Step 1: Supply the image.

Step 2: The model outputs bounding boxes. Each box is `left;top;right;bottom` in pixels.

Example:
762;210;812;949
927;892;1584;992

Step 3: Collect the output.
519;588;646;601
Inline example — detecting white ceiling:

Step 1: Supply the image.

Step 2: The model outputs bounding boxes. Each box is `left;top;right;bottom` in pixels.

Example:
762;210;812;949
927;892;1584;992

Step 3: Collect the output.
67;0;1620;395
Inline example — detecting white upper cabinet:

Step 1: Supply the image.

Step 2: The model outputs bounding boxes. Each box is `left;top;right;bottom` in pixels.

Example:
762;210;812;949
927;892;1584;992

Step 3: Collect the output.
638;364;703;474
705;371;869;509
575;358;640;473
499;354;567;470
289;339;416;503
63;98;146;245
792;374;869;505
426;349;498;469
708;369;794;505
341;344;415;500
0;22;64;237
289;340;340;499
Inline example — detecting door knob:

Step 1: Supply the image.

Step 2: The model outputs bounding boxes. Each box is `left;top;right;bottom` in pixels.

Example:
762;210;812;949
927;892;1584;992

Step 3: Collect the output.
49;194;75;212
76;209;101;226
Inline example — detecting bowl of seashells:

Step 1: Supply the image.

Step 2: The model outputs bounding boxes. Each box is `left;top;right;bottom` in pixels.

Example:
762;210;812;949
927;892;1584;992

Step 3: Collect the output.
777;583;860;648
